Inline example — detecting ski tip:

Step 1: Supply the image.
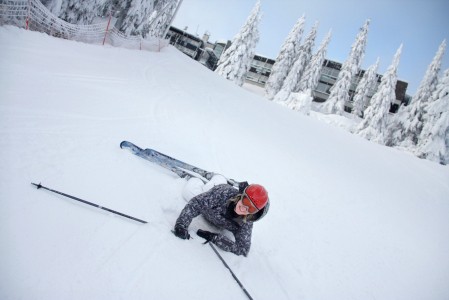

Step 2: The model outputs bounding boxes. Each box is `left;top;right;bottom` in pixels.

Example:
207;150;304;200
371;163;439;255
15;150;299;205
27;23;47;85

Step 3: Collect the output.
120;141;128;149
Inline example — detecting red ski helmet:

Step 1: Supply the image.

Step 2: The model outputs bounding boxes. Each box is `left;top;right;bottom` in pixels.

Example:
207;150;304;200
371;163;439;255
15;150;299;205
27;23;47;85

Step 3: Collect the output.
244;184;269;210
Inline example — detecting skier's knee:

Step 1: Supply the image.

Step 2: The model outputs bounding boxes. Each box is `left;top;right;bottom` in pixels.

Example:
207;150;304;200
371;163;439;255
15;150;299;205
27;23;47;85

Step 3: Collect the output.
182;177;205;201
203;174;227;191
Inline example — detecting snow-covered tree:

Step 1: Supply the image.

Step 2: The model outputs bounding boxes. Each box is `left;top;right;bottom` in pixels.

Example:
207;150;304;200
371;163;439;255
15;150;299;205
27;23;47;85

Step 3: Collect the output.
351;58;380;118
281;30;332;116
355;44;403;144
274;22;318;104
296;29;332;93
59;0;108;24
118;0;156;36
285;90;314;115
264;15;306;100
143;0;181;38
97;0;115;17
142;10;158;37
415;68;449;164
215;1;261;86
391;39;447;148
41;0;63;16
322;19;370;115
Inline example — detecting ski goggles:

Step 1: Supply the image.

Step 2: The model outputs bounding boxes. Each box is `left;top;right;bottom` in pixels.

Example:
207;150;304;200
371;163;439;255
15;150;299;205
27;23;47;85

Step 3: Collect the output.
240;192;259;214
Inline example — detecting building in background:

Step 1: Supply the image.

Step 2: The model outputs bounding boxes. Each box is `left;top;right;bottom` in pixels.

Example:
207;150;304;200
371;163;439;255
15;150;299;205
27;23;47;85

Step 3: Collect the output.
166;26;409;112
315;59;409;113
245;54;275;87
166;26;228;70
166;26;203;60
213;40;232;60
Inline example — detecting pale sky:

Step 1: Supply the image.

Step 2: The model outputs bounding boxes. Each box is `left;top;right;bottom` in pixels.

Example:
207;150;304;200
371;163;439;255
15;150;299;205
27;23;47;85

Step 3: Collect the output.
172;0;449;95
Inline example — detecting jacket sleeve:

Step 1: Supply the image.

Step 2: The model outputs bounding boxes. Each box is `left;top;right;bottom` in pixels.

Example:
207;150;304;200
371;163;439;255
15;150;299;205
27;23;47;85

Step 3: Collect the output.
213;222;253;256
175;195;206;230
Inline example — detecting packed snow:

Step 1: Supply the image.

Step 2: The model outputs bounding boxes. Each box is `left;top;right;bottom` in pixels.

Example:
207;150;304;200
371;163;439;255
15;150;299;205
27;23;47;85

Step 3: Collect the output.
1;26;449;300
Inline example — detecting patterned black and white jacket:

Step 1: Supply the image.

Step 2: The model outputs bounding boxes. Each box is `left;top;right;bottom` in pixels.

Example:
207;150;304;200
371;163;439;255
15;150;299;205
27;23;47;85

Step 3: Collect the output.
175;184;259;256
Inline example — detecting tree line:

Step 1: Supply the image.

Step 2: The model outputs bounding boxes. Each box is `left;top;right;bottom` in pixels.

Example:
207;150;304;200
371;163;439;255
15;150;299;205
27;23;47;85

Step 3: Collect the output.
40;0;179;38
215;1;448;165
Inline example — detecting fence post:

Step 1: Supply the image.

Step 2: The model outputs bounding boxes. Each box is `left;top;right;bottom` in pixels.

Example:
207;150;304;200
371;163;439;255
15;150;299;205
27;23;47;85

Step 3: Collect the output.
102;13;112;45
26;0;31;30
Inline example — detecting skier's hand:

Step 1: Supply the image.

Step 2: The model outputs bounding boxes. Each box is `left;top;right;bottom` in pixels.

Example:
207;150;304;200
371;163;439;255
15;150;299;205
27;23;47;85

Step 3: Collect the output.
197;229;218;243
174;225;190;240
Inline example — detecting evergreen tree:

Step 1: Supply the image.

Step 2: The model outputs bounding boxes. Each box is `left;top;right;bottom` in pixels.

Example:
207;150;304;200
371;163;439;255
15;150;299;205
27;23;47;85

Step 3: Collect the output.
264;15;306;100
142;10;159;37
282;30;332;116
41;0;63;16
322;19;370;115
355;44;403;144
118;0;156;36
416;68;449;164
98;0;115;17
296;29;332;93
285;90;314;115
59;0;107;24
352;58;380;118
215;1;261;86
142;0;182;38
392;39;447;148
274;22;318;104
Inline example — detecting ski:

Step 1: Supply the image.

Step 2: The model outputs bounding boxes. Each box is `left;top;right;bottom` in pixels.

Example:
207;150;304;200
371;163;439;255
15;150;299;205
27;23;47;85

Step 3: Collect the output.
121;140;213;179
120;141;240;187
120;141;195;179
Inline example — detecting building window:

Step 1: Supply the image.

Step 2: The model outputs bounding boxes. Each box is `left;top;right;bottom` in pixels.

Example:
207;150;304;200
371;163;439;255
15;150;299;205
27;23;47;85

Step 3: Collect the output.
321;67;340;79
316;81;332;94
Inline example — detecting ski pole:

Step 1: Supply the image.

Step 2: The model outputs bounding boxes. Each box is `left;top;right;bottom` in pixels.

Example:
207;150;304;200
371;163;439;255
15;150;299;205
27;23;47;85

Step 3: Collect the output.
208;243;254;300
31;183;147;224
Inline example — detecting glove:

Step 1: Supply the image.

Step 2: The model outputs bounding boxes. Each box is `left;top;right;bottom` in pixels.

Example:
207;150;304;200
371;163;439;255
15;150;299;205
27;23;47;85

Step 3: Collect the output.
197;229;218;244
174;225;190;240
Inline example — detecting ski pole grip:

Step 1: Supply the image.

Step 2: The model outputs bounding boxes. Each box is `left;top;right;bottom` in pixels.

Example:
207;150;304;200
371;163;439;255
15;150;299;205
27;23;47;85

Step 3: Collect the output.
32;182;43;189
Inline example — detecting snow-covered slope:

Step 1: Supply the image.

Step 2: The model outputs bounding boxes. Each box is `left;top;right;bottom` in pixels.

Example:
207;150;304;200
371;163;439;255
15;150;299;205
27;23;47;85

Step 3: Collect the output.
1;26;448;300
